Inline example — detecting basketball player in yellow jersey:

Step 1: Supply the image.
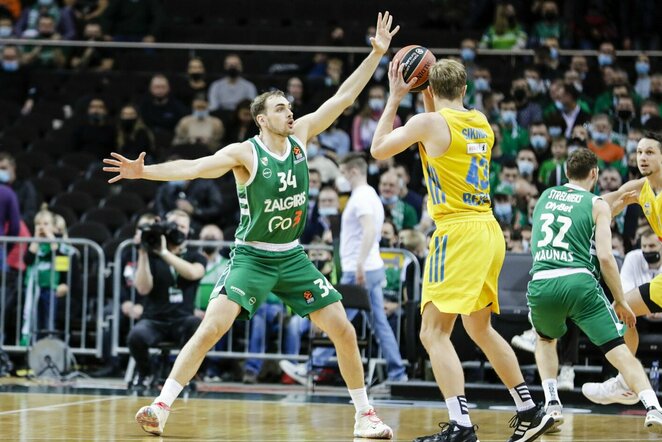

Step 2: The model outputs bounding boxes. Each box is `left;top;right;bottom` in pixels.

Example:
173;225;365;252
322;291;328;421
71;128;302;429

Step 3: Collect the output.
372;59;553;442
581;132;662;405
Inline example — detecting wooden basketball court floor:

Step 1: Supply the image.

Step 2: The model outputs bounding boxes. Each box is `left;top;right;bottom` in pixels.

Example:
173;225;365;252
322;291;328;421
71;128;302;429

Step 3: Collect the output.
0;378;658;441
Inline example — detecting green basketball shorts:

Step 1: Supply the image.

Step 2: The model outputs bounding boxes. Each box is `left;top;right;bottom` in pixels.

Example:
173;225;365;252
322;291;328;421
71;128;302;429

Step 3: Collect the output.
527;271;625;353
209;245;342;319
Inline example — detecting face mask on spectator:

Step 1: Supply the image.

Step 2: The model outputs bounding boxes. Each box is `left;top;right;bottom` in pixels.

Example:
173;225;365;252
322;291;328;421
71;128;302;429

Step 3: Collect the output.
306;142;320;158
193;109;209;119
591;130;609;145
474;77;489;92
530;135;548;151
120;118;136;132
201;244;219;255
617;109;633;121
309;187;319;198
517;160;535;176
501;110;517;125
369;98;385;112
461;48;475;62
335;175;351;193
548;126;563;138
598;53;613;67
626;139;639;153
641;114;652;126
88;113;104;123
494;203;513;223
189;73;204;81
526;78;542;94
513;88;527;102
0;26;11;37
226;67;240;78
2;60;18;72
0;170;10;183
554;100;563;111
318;207;338;217
636;62;650;75
548;47;559;61
368;163;379;175
380;194;399;205
643;251;661;264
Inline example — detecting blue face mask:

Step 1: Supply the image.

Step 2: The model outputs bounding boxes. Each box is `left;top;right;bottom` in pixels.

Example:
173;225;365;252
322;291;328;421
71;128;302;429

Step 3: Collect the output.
626;139;639;153
380;195;399;205
554;100;564;111
0;169;10;183
461;48;475;62
636;61;650;75
318;206;338;217
2;60;18;72
530;135;548;151
501;110;517;125
517;160;535;176
474;77;489;92
0;26;11;37
306;143;320;158
549;47;559;61
368;163;379;175
494;203;513;223
193;110;209;119
598;53;613;67
591;130;609;145
368;98;385;112
308;187;319;198
548;126;563;138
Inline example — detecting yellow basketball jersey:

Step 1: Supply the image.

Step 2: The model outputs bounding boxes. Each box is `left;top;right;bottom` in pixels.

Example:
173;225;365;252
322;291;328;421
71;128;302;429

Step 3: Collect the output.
639;179;662;238
420;108;495;221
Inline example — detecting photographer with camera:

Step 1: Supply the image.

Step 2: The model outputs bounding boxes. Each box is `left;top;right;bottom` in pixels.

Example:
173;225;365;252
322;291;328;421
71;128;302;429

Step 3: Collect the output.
127;209;206;389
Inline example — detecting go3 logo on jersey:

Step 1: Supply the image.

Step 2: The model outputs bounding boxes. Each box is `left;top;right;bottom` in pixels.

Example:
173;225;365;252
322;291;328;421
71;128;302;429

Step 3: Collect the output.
268;210;303;232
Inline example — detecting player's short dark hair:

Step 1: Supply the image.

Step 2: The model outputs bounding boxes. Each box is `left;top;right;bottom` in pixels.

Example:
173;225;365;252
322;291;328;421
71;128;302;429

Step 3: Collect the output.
250;90;286;129
340;152;368;176
566;147;598;180
642;130;662;151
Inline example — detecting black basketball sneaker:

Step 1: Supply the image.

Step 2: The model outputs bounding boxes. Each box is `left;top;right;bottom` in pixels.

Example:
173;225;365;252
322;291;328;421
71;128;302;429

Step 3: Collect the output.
412;421;479;442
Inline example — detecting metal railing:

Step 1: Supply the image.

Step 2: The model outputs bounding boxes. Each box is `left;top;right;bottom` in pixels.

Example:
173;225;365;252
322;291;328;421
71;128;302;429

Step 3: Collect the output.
0;236;105;358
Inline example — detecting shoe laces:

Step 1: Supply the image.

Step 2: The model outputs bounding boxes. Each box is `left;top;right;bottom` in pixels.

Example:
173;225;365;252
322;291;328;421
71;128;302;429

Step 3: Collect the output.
153;401;171;412
360;408;382;424
508;412;532;435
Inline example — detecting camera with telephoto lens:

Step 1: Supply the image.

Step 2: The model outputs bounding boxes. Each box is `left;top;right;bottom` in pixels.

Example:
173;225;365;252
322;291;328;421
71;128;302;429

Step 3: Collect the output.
139;221;186;250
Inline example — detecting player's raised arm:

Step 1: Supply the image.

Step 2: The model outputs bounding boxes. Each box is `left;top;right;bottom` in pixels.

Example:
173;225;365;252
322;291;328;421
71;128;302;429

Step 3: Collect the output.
601;178;644;217
294;11;399;142
102;142;251;183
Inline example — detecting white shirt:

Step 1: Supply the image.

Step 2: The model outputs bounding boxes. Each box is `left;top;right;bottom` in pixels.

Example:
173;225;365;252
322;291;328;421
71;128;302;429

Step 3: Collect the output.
340;184;384;272
620;249;662;292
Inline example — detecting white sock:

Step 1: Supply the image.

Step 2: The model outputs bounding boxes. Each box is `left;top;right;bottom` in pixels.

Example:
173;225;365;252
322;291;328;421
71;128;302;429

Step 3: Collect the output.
616;373;632;390
446;395;472;427
542;378;561;406
639;389;662;411
509;382;536;412
349;387;370;413
155;378;183;407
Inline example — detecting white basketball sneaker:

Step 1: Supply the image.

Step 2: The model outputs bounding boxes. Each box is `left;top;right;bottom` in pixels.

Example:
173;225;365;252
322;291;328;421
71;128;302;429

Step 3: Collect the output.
557;365;575;391
135;401;171;436
279;360;310;386
354;407;393;439
510;328;537;353
544;400;564;433
581;375;639;405
645;408;662;434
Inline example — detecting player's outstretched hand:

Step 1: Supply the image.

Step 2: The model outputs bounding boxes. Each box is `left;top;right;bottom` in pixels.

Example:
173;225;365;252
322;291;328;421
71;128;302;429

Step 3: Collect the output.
103;152;146;183
388;60;418;101
370;11;400;56
614;300;637;329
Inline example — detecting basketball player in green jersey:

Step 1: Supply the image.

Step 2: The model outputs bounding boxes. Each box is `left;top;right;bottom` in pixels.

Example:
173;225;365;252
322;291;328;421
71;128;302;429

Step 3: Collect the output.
104;12;399;440
528;148;662;434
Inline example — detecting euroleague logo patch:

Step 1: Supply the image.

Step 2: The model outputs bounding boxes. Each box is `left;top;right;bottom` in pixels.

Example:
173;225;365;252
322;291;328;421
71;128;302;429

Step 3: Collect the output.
293;145;305;163
303;290;315;304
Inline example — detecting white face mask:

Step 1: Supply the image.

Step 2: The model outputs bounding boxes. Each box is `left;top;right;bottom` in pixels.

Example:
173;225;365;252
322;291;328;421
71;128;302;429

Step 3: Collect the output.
335;175;351;193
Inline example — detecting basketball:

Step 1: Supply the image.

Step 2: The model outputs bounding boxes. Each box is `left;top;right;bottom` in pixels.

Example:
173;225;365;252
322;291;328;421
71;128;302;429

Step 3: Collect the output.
393;45;435;92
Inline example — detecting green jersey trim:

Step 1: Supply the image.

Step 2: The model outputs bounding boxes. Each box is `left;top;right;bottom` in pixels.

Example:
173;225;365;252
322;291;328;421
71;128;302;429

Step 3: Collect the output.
243;141;259;187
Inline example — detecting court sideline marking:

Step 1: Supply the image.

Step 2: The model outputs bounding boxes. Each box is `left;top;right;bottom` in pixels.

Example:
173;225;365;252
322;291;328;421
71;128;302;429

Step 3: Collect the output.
0;395;120;415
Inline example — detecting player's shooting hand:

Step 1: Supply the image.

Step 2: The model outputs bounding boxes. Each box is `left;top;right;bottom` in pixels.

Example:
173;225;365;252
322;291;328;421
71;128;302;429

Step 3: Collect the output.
614;300;637;329
422;87;435;113
388;60;417;101
370;11;400;56
103;152;146;183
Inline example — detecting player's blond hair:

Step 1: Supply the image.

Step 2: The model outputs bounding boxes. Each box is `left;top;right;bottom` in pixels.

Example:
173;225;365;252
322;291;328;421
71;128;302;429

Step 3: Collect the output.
250;90;286;129
429;59;466;100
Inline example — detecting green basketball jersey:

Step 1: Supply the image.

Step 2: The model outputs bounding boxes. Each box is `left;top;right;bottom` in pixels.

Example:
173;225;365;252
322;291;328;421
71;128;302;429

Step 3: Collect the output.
234;135;309;244
530;183;600;278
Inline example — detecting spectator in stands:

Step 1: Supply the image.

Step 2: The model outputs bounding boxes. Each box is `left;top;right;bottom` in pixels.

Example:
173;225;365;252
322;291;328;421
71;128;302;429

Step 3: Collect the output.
0;45;35;113
529;0;569;48
588;114;625;166
528;121;551;159
597;41;616;69
611;95;638;145
318;118;351;158
286;76;307;117
545;83;591;139
498;96;529;159
70;22;114;71
538;137;568;187
535;37;563;80
194;224;228;318
493;183;516;227
306;135;339;184
74;0;109;25
116;104;155;160
139;74;188;133
524;66;546;105
21;15;67;69
153;171;223;233
208;54;257;112
467;66;492;113
101;0;163;42
352;84;401;152
598;167;622;194
595;82;631;117
0;152;38;223
459;38;478;78
0;169;20;241
649;74;662;106
308;57;344;108
392;164;424;220
0;15;14;38
15;0;75;40
634;54;651;100
127;209;205;389
301;186;339;245
378;170;417;231
563;69;593;111
621;227;662;293
72;97;117;158
177;57;208;106
224;99;258;143
516;148;541;196
380;219;398;248
308;168;321;207
479;2;527;50
173;95;224;151
512;77;543;128
22;206;80;345
640;100;659;127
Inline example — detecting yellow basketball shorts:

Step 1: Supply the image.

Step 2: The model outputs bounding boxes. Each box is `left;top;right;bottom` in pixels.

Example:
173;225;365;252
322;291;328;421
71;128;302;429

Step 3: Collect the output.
642;273;662;313
421;213;505;315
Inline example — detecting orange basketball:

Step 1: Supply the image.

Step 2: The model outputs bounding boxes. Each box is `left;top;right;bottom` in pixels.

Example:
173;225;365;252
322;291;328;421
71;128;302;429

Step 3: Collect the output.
393;45;435;92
